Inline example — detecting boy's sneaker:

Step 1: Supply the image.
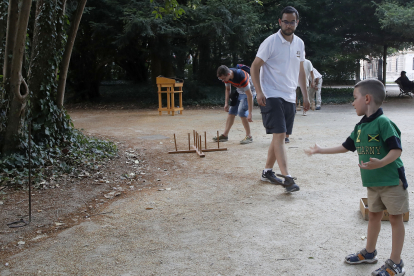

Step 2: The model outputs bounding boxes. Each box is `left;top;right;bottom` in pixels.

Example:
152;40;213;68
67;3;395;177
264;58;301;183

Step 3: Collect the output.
277;174;300;192
240;136;253;144
316;106;321;110
372;259;405;276
285;137;290;143
345;248;378;264
261;170;283;185
212;134;228;142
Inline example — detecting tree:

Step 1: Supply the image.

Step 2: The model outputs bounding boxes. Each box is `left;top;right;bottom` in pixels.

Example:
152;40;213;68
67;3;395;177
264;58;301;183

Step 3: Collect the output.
303;0;414;84
376;0;414;39
1;0;88;154
2;0;32;155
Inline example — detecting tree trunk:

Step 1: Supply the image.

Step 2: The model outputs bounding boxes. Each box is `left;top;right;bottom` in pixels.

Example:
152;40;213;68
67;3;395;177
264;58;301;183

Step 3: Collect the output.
382;45;388;85
56;0;87;109
355;60;361;83
198;38;211;83
2;0;32;155
377;59;383;82
2;0;19;84
192;50;198;80
28;0;60;117
0;8;6;58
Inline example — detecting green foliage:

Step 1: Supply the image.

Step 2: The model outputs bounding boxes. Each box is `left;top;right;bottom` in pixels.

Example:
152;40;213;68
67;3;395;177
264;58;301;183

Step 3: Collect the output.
96;81;354;106
150;0;185;19
375;1;414;39
0;124;117;188
0;0;118;189
298;87;354;105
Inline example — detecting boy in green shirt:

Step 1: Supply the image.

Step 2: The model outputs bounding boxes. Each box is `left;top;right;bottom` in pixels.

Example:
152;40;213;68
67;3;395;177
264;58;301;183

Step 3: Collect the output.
305;79;409;276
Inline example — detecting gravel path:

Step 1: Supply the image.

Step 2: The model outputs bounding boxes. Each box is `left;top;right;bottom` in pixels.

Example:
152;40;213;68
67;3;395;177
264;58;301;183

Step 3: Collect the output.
1;87;413;275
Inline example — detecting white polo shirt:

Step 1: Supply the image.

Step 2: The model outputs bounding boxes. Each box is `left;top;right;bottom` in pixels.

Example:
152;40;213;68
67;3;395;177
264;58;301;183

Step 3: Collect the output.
313;68;322;79
256;30;305;103
303;59;313;85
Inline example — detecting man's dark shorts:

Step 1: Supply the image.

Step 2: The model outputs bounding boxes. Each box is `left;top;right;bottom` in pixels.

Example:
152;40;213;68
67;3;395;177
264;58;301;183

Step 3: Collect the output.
260;97;296;135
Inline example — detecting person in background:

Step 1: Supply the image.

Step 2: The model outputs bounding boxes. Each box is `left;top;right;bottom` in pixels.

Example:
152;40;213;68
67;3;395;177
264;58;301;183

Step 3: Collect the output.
395;71;414;90
308;67;323;110
214;65;256;144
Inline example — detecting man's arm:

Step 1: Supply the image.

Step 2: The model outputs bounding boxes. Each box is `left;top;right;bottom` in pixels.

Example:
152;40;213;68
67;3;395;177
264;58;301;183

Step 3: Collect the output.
224;85;231;112
245;89;253;122
310;70;315;88
251;57;266;106
298;61;310;111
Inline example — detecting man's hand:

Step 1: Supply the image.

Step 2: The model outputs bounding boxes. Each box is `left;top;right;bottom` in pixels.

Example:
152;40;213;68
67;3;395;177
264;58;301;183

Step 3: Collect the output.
302;98;310;111
256;92;266;106
358;158;382;170
224;104;229;112
247;113;253;122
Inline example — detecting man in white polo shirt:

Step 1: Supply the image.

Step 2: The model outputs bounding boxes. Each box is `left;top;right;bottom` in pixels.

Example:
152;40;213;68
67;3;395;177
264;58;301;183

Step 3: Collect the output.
309;67;323;110
251;6;310;193
301;59;314;116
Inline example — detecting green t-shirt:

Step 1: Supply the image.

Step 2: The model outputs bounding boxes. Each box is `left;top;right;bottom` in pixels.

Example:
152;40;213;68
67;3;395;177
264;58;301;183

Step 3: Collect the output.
344;109;403;187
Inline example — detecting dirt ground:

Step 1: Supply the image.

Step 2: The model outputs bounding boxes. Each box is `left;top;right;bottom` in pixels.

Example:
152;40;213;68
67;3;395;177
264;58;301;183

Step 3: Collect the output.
1;87;413;275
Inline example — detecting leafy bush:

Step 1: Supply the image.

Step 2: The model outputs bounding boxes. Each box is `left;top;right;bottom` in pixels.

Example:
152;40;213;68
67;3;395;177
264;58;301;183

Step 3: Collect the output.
298;87;354;105
0;122;117;188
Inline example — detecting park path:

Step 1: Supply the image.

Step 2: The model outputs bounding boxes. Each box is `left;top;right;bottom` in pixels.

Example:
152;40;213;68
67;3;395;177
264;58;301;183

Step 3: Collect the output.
1;87;413;276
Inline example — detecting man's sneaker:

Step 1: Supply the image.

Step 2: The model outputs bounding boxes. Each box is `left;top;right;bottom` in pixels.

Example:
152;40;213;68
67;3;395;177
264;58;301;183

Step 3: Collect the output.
285;137;290;143
261;170;283;185
345;248;378;265
303;110;307;116
372;259;405;276
276;174;300;192
212;134;228;142
240;136;253;144
316;106;321;110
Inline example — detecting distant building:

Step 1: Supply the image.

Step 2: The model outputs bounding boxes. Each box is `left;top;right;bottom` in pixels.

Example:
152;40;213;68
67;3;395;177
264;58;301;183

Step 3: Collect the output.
360;49;414;82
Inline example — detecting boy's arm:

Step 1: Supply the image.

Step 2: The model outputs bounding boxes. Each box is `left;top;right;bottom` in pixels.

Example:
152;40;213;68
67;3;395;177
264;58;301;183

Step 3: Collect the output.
224;85;230;112
305;144;348;156
359;149;402;170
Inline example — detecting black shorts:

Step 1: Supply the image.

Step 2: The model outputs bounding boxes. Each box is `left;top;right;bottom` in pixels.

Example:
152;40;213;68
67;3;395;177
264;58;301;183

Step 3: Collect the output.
260;97;296;135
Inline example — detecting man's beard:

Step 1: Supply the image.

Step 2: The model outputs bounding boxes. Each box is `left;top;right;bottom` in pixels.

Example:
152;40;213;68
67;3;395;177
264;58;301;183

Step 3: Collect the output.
281;28;294;36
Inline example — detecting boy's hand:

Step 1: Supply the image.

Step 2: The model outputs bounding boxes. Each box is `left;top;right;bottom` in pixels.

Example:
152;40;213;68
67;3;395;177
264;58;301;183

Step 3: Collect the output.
224;104;229;112
304;144;321;156
358;158;382;170
247;113;253;122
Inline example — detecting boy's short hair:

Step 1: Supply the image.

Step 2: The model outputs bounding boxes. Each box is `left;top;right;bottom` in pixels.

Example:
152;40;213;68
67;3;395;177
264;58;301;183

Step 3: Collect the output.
354;79;386;106
217;65;230;77
280;6;299;20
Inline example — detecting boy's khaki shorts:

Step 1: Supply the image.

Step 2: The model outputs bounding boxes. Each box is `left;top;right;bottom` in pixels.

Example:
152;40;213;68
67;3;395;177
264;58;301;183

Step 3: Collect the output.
367;180;409;215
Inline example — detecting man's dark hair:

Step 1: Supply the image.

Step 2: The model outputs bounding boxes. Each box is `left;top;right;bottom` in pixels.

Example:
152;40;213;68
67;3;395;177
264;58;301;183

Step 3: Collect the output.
217;65;231;77
280;6;299;20
401;71;406;76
